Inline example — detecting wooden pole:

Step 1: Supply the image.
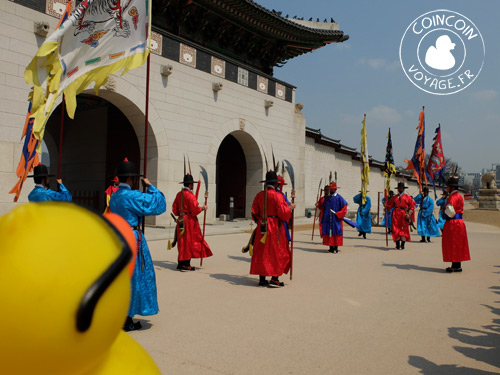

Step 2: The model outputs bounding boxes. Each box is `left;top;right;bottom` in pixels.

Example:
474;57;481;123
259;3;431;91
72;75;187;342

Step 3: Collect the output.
384;183;389;247
57;95;65;180
141;54;151;234
200;191;208;267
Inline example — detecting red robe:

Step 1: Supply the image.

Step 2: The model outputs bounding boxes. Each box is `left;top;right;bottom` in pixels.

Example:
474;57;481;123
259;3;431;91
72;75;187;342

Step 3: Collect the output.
442;191;470;262
387;193;416;242
172;188;213;261
103;185;119;214
250;187;292;276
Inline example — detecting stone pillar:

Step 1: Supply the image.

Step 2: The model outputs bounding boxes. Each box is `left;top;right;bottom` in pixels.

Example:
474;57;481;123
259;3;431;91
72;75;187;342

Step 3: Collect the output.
478;189;500;210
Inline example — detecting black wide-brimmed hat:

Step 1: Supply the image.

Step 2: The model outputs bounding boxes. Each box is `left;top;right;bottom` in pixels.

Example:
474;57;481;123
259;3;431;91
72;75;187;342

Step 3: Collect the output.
116;158;143;177
180;174;198;185
27;164;55;178
446;176;460;187
422;186;429;193
260;171;278;184
396;182;408;189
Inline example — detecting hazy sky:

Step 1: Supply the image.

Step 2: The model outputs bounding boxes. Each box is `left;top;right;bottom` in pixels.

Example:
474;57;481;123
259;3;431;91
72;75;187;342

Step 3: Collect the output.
258;0;500;173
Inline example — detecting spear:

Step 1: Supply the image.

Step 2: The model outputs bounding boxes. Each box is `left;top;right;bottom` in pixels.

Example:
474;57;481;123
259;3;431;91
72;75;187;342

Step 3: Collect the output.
200;165;208;266
260;147;269;244
284;159;295;280
311;178;323;240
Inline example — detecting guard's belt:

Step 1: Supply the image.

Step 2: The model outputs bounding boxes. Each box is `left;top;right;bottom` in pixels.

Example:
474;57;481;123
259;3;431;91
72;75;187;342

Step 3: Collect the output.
450;213;463;220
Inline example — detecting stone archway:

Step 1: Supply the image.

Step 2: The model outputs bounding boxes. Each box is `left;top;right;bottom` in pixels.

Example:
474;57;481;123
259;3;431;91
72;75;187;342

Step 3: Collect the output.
216;134;246;218
215;129;262;218
45;94;140;212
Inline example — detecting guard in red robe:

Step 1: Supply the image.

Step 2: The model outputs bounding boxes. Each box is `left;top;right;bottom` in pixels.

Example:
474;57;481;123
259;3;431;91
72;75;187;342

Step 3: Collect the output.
103;176;119;214
172;174;213;271
317;182;347;253
442;176;470;272
386;182;415;249
250;171;294;288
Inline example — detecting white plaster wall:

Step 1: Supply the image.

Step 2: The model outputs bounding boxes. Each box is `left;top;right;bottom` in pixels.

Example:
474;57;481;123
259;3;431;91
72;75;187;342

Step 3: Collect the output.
304;137;420;218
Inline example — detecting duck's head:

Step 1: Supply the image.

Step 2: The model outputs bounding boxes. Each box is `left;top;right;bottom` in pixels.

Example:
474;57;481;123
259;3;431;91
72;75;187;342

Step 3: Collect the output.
0;202;159;375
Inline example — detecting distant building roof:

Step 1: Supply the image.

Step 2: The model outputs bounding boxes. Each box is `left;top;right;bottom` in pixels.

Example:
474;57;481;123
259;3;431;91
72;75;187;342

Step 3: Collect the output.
305;127;414;177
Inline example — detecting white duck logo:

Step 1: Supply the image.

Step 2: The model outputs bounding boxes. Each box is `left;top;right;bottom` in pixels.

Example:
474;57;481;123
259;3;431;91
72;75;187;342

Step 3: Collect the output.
425;35;456;70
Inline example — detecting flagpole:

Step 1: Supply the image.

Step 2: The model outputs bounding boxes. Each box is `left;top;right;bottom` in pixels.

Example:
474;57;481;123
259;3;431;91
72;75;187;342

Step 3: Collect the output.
384;180;388;247
141;53;151;235
57;95;65;180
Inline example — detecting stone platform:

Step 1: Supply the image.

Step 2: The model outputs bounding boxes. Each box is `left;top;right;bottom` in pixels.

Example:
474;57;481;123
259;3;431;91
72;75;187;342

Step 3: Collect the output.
478;188;500;210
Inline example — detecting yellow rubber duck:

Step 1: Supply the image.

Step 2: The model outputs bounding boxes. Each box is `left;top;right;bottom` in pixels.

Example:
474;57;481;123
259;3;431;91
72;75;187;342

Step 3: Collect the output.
0;202;161;375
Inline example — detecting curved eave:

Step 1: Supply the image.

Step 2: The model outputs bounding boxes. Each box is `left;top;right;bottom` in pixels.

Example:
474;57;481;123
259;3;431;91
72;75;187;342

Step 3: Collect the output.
197;0;349;45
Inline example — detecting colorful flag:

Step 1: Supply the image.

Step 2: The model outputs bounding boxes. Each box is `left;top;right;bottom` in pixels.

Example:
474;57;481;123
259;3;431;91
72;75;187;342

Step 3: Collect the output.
405;108;427;191
7;0;74;202
427;124;446;197
56;1;73;29
8;98;40;202
360;114;370;204
383;128;396;192
25;0;151;147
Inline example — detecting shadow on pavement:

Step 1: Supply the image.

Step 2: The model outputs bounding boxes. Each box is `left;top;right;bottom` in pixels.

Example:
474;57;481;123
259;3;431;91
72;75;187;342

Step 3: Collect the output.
408;356;498;374
134;318;154;331
382;263;444;273
209;273;257;287
227;255;251;263
153;260;178;271
294;245;329;254
489;285;500;295
352;244;391;251
409;279;500;374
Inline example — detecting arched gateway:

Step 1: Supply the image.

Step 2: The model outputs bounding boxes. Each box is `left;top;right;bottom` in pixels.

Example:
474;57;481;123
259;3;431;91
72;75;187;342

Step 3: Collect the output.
44;93;153;213
216;130;262;219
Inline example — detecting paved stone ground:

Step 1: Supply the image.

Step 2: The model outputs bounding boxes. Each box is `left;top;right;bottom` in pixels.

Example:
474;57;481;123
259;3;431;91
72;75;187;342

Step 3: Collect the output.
129;217;500;375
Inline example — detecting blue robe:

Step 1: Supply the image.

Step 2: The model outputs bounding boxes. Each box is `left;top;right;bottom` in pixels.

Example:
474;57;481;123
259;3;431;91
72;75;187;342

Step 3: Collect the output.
277;188;291;242
321;193;347;236
414;194;440;237
353;193;372;234
436;197;446;230
28;184;72;202
110;183;166;317
381;197;393;229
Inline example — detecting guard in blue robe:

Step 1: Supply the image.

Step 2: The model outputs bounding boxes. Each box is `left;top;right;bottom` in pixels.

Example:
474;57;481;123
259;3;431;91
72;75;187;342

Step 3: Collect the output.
110;159;166;331
381;191;394;234
435;190;448;231
413;187;440;242
320;182;348;253
27;164;72;202
353;193;371;239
